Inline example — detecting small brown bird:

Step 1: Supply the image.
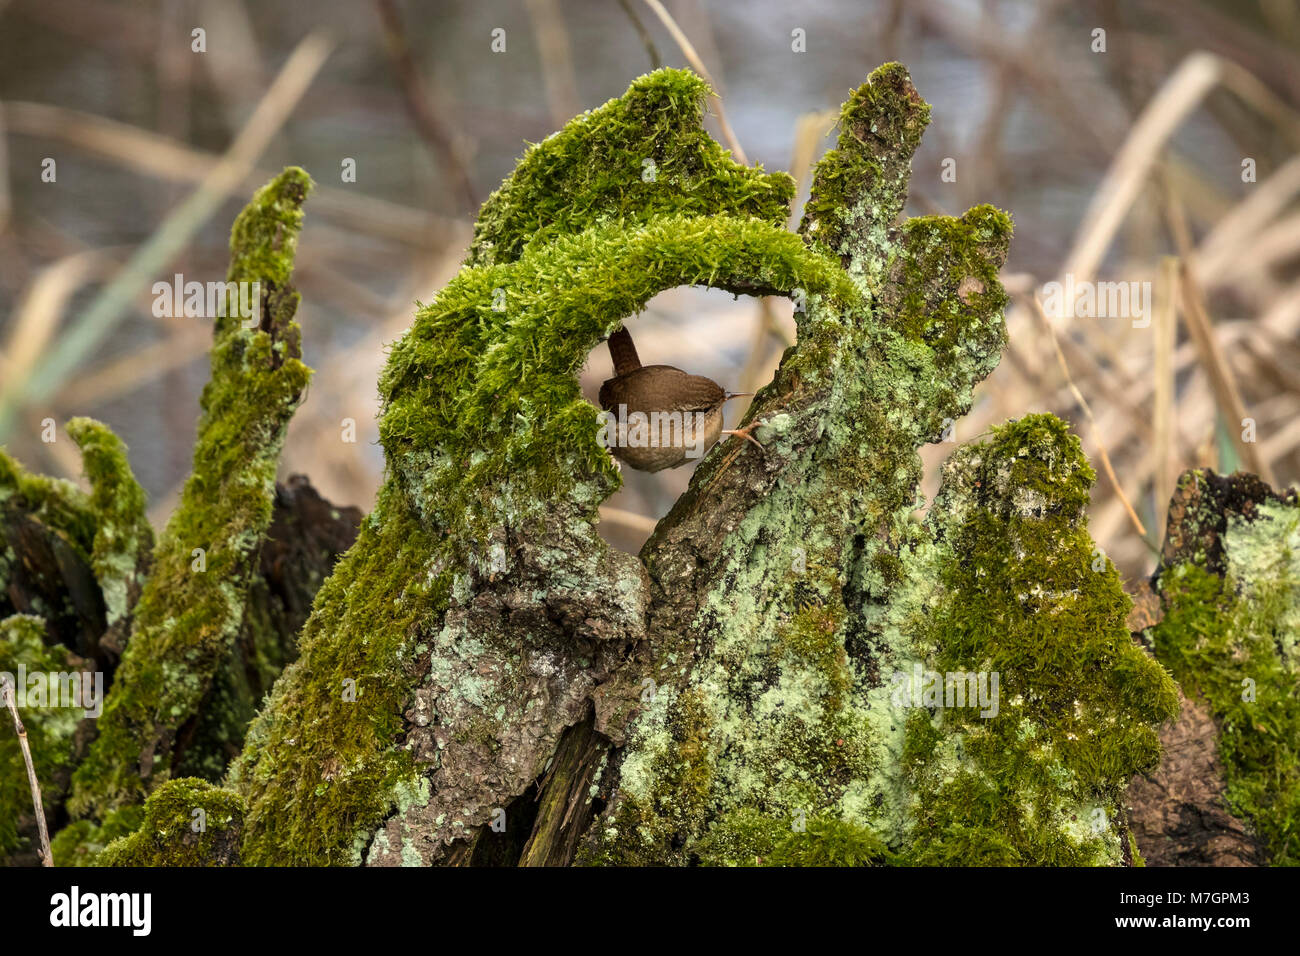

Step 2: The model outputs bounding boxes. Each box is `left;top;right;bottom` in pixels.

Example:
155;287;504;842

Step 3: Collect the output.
597;326;761;472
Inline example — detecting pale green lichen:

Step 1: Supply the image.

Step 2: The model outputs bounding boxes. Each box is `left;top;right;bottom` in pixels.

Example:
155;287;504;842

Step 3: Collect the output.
582;65;1172;868
582;64;1020;867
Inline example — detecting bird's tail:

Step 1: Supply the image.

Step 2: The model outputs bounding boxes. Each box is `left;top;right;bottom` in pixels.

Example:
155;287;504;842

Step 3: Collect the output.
607;326;642;376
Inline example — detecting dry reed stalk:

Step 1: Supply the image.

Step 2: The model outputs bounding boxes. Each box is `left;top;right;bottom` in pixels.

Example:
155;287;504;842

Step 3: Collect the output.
0;31;334;433
372;0;477;213
1;101;453;246
524;0;582;128
1152;256;1179;540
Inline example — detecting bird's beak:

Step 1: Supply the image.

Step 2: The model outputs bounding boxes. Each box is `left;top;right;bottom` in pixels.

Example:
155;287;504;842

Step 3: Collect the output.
723;391;753;402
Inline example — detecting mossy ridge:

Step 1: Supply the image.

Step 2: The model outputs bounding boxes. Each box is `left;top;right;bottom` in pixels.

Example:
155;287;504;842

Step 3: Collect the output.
0;615;81;862
64;418;152;639
893;415;1178;865
1152;491;1300;865
468;68;793;267
230;500;444;866
800;61;931;293
68;168;314;819
96;778;243;866
583;66;1013;866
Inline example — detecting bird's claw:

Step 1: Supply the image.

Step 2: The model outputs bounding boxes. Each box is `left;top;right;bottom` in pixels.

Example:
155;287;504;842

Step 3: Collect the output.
722;422;765;451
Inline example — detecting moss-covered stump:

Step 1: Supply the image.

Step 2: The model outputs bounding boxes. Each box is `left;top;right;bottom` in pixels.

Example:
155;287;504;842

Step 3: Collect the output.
2;432;356;865
219;65;1177;867
1131;470;1300;866
893;416;1178;865
231;68;853;866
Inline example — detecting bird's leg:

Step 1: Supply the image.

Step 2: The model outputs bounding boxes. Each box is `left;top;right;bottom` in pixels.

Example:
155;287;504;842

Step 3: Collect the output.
720;391;763;450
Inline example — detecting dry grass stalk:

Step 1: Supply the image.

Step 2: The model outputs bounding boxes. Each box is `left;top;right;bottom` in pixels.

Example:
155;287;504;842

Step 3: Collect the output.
639;0;749;165
1030;293;1149;539
1;675;53;867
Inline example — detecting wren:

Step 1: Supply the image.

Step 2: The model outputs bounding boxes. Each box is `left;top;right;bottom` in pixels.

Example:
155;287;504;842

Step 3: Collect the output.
597;327;761;472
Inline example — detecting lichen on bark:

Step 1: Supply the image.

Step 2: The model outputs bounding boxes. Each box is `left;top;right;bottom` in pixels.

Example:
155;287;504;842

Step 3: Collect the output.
221;63;1185;868
577;67;1173;867
1146;470;1300;865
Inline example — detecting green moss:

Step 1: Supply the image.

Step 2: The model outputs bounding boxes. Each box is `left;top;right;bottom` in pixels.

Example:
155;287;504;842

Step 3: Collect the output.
583;687;716;866
68;168;314;818
693;807;889;866
468;69;793;267
1153;497;1300;865
380;212;855;513
800;63;930;277
230;502;446;865
767;814;890;866
1129;830;1146;866
583;63;1018;868
0;447;97;559
97;779;243;866
893;207;1012;353
234;73;859;867
897;415;1179;865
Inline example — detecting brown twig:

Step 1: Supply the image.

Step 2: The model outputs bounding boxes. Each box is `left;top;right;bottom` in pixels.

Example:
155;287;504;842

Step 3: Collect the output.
1177;263;1277;487
372;0;477;214
1;675;53;866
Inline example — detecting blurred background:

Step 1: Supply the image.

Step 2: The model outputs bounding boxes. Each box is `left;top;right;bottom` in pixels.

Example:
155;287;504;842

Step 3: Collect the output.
1;0;1298;581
